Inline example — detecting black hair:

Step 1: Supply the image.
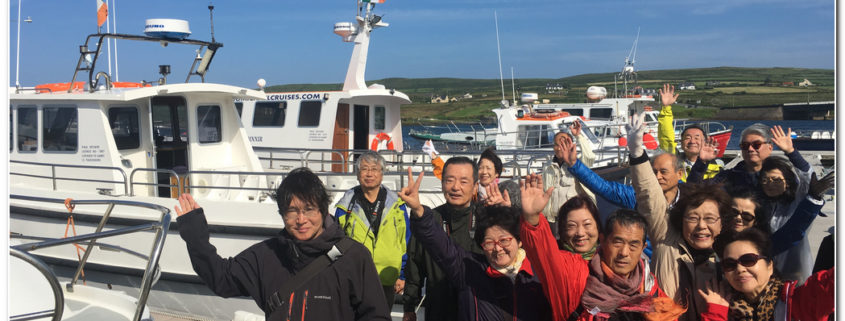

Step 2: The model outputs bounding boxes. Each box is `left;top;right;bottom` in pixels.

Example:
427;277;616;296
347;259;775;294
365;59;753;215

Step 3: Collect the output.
603;209;648;242
478;147;504;176
474;206;521;247
274;167;330;218
713;227;773;262
759;156;798;202
557;195;602;239
680;124;708;140
443;156;479;182
669;183;732;233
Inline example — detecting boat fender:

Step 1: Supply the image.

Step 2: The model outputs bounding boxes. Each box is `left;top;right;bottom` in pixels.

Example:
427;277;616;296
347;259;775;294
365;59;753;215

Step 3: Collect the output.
370;132;395;151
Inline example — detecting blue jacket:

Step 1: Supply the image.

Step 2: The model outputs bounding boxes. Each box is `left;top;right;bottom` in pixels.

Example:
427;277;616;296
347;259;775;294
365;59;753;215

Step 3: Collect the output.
567;159;637;210
410;207;552;321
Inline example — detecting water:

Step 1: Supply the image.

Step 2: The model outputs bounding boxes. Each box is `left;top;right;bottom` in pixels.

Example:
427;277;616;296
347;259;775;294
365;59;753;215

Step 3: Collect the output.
401;120;835;151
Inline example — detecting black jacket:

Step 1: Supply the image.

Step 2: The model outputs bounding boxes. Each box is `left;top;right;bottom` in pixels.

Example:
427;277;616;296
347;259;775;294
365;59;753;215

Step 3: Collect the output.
411;207;552;321
177;209;389;321
403;203;481;320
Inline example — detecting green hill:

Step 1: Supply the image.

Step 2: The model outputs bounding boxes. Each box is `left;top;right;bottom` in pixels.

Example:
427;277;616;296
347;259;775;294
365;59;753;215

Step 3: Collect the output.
263;67;834;123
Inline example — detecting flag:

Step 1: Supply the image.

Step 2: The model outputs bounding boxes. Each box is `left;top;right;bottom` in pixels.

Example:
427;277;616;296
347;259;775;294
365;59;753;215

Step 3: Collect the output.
97;0;108;27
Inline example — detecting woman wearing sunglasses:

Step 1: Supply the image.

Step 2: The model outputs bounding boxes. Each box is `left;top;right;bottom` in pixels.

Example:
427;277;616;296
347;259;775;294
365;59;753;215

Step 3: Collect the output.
698;228;834;321
757;156;834;282
398;170;552;321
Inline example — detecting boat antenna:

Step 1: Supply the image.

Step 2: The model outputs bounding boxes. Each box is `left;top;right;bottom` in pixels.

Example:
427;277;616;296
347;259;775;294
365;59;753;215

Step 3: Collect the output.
494;11;505;101
511;67;517;106
112;0;119;81
208;2;216;43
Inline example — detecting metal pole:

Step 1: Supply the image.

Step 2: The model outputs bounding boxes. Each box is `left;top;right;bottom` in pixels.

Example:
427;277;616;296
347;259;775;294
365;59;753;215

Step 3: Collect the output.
15;0;22;88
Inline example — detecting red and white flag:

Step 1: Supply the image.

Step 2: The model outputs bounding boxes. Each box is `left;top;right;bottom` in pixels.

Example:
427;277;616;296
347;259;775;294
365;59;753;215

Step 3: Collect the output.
97;0;108;27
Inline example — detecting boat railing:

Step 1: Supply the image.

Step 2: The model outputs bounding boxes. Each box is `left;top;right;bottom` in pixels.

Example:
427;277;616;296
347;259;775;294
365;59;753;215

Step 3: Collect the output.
10;194;170;321
129;168;182;196
10;160;130;195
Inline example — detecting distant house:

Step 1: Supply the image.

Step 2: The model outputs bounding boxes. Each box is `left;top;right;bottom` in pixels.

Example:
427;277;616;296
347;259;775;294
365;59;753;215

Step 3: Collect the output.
782;82;794;87
431;95;450;103
678;82;696;90
463;93;473;99
546;83;564;93
798;79;814;87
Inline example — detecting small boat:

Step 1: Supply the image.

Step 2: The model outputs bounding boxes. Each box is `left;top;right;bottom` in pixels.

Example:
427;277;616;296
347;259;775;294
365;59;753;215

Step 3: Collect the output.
791;130;835;151
408;121;497;147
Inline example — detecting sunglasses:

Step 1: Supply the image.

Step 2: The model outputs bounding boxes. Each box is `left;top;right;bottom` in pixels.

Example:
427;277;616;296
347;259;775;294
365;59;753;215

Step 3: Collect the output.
760;177;785;185
724;209;755;223
721;253;767;272
739;141;767;151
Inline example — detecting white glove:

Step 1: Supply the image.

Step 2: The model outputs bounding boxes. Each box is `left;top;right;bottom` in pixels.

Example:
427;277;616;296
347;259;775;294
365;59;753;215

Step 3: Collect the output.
626;113;646;158
422;140;439;158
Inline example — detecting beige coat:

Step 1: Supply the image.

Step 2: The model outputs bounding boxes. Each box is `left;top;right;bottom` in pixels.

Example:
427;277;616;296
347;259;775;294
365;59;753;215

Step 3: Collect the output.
630;155;719;321
542;133;595;222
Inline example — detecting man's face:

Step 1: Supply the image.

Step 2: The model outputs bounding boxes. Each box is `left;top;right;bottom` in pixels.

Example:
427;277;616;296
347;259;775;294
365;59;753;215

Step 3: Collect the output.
681;128;705;156
599;222;646;277
282;196;324;241
652;154;682;193
442;163;477;207
357;160;383;190
740;133;772;168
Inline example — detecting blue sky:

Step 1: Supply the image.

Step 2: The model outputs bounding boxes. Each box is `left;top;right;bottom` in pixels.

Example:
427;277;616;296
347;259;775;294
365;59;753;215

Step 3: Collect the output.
7;0;835;89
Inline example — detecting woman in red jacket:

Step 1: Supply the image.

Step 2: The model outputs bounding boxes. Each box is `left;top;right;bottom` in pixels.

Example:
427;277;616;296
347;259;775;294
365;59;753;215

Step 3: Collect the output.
698;228;834;321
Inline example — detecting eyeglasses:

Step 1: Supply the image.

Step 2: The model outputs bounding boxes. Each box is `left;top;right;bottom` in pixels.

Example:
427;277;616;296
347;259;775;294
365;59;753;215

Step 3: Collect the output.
683;215;720;225
481;236;514;251
724;208;755;223
282;206;321;220
721;253;767;272
739;141;768;151
760;177;785;185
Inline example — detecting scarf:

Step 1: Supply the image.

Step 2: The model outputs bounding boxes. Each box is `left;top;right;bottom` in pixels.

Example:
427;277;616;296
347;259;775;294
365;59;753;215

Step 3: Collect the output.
581;251;686;321
730;276;784;321
494;248;526;281
560;241;598;261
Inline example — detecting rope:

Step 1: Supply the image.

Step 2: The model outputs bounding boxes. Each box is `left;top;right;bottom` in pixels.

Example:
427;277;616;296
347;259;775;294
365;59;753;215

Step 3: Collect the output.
63;198;86;284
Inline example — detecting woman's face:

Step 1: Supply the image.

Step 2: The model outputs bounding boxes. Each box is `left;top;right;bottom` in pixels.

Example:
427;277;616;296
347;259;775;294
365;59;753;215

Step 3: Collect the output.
761;168;788;197
723;240;773;299
481;225;522;269
682;200;722;250
478;158;498;187
727;198;757;232
562;207;599;253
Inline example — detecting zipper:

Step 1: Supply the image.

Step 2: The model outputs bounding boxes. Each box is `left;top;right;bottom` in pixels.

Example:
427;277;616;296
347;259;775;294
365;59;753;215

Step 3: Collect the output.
300;290;308;321
286;292;295;321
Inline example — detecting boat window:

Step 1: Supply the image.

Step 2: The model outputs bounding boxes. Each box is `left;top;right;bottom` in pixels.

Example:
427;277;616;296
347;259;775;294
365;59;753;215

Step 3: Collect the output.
374;106;385;130
108;107;140;150
17;107;37;152
590;108;612;119
298;101;322;127
560;108;584;116
197;105;222;143
518;125;553;149
253;101;286;127
235;102;243;118
42;106;78;152
645;113;657;122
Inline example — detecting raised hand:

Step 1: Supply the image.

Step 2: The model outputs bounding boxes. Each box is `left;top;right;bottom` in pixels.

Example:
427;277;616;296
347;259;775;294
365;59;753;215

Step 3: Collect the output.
559;133;578;167
553;133;571;160
698;137;719;162
697;278;731;307
570;120;582;138
399;167;425;217
770;125;795;154
660;83;679;106
174;193;201;217
626;112;646;157
809;171;835;200
484;182;512;207
519;173;553;226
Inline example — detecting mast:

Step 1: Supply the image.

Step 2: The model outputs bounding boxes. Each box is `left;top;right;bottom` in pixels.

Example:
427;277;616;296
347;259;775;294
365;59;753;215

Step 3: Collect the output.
339;0;388;91
495;11;505;101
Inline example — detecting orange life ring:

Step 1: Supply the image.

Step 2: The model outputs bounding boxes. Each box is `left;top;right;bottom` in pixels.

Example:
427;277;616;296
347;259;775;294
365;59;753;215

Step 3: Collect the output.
35;81;150;93
370;132;395;151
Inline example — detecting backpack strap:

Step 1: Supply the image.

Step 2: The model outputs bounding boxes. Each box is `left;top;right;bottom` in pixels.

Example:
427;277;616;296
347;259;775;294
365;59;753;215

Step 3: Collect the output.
567;305;585;321
266;238;357;313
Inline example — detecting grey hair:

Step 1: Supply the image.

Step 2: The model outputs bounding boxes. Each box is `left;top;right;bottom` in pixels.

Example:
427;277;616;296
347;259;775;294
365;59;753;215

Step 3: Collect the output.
356;151;386;173
740;123;772;143
652;150;684;172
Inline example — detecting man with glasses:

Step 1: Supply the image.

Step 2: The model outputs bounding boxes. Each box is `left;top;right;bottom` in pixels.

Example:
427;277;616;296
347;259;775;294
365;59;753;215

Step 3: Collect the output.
334;151;411;309
686;123;811;192
174;168;389;321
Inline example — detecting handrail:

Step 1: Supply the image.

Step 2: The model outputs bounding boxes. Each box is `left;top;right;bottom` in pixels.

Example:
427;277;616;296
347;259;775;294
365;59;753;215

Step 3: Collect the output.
128;168;180;197
9;248;64;321
10;160;129;195
9;194;170;321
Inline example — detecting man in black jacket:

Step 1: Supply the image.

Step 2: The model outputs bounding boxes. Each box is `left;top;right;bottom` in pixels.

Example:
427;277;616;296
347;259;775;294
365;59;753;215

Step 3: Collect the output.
175;168;389;321
403;157;482;321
